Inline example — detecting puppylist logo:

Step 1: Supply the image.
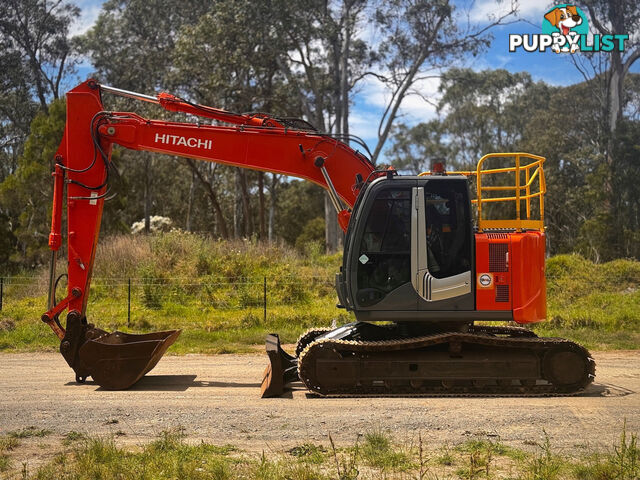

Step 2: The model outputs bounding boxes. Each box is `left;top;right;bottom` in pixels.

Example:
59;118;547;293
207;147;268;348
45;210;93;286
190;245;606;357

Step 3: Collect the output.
509;4;629;54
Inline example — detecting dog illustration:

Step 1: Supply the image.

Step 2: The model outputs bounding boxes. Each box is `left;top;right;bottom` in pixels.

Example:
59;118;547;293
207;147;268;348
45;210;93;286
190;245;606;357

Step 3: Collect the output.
544;5;583;53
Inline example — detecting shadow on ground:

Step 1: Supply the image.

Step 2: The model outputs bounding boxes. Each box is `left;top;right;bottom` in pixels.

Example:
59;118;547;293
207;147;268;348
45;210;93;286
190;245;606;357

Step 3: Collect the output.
65;375;262;392
64;378;634;397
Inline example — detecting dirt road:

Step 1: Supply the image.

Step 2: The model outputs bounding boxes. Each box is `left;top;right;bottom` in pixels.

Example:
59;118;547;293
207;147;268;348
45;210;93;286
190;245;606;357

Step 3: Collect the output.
1;351;638;453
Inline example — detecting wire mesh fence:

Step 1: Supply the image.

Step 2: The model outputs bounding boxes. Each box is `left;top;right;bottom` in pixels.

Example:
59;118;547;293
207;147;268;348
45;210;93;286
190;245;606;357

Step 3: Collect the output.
0;275;337;325
0;273;574;311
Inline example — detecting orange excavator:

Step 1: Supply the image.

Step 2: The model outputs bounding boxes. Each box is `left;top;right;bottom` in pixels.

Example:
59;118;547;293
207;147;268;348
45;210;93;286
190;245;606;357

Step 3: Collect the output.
42;80;595;395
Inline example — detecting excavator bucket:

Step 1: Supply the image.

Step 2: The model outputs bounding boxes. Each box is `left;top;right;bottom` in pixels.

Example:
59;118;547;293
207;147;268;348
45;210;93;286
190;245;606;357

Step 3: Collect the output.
260;334;298;398
58;313;182;390
78;329;181;390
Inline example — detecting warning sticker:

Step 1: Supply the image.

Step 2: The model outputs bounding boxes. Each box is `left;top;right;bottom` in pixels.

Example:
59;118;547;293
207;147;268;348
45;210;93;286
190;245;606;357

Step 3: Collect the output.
477;273;493;288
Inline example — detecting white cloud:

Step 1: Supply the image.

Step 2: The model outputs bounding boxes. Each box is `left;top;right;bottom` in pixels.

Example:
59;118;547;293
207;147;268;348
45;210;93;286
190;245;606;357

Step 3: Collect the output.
349;74;442;159
469;0;551;23
349;111;379;145
355;75;440;124
69;1;102;37
466;52;512;73
400;76;441;120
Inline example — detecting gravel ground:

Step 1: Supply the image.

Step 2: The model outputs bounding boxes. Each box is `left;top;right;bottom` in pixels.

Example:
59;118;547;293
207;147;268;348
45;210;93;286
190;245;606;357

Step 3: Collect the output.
0;350;638;455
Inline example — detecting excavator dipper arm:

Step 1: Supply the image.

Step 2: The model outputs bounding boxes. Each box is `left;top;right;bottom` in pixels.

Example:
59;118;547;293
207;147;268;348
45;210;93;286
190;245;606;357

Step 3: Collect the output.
42;80;375;389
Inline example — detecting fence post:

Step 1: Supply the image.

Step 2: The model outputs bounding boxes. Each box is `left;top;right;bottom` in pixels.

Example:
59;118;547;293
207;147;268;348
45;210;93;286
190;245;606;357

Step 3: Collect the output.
127;278;131;327
263;276;267;323
0;277;3;311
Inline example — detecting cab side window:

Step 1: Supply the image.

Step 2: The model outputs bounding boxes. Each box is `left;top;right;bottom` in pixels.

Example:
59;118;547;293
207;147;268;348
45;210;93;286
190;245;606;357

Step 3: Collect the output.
424;182;471;279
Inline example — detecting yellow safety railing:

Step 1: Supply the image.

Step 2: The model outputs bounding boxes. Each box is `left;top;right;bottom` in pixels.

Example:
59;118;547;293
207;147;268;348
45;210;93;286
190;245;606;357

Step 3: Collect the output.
419;153;546;232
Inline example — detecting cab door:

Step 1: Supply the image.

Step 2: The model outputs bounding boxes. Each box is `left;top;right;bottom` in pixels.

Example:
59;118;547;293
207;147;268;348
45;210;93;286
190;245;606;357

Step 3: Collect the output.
352;185;414;309
412;179;474;310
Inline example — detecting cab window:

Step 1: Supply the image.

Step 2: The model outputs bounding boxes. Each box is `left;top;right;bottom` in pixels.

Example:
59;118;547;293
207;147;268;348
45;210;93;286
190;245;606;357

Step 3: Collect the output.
356;189;411;306
424;182;471;279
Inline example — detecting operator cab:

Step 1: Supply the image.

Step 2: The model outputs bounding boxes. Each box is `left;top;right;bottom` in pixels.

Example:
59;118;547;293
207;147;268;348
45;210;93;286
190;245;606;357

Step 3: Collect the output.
337;175;474;322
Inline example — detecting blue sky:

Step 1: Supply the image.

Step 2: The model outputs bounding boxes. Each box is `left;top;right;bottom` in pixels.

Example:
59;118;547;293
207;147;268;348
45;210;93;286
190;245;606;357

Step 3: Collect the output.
349;0;640;155
69;0;639;159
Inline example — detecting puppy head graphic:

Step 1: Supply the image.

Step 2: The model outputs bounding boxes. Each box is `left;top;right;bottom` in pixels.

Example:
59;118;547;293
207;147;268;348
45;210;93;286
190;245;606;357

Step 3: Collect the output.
544;5;583;35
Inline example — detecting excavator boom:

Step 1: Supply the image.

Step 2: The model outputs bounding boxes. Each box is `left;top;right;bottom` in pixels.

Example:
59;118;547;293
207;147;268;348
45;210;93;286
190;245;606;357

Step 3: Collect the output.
42;80;374;389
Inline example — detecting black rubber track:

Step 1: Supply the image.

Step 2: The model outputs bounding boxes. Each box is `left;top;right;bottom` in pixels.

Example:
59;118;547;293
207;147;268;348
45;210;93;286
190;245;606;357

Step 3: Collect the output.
295;327;334;357
298;327;595;397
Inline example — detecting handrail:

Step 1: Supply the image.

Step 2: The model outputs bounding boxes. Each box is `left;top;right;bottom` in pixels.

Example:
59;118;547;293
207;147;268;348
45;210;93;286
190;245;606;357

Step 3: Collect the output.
419;152;546;232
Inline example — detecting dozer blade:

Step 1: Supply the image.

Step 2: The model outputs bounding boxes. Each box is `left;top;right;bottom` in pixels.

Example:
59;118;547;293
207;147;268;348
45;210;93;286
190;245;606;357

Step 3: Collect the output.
78;329;181;390
260;334;298;398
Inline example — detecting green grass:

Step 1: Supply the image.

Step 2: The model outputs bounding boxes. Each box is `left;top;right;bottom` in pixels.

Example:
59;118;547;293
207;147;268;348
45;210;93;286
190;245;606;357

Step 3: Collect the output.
435;444;455;466
31;429;331;480
0;437;20;452
532;254;640;350
523;432;564;480
8;427;52;439
571;424;640;480
0;455;8;473
4;426;638;480
0;435;20;473
62;431;87;446
360;430;413;471
0;297;351;354
0;234;639;353
455;438;526;462
287;443;327;465
0;233;347;354
454;440;502;479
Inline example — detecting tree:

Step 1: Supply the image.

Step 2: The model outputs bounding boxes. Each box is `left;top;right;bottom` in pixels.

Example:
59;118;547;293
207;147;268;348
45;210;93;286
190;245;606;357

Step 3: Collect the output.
0;84;38;182
184;160;229;239
0;213;17;273
387;65;640;259
275;180;326;246
0;99;66;266
388;69;550;172
80;0;210;234
80;0;207;91
266;0;372;251
368;0;516;164
609;119;640;258
0;0;77;186
0;0;79;112
519;81;601;257
322;0;370;253
578;1;640;137
386;120;449;173
171;1;304;240
570;1;640;258
274;0;515;250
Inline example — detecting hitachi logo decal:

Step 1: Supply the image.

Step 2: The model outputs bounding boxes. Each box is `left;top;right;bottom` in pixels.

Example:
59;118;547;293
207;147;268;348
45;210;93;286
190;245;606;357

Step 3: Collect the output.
154;133;212;149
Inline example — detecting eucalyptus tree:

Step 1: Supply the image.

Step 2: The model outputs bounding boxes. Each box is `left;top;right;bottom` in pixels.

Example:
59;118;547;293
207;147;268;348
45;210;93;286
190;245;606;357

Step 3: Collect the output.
0;0;79;267
171;1;300;240
0;0;79;111
570;0;640;259
80;0;210;234
0;0;78;179
368;0;517;164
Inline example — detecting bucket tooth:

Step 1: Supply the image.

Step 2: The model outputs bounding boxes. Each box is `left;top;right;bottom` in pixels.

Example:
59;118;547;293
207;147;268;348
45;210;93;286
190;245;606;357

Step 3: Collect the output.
78;329;181;390
260;333;297;398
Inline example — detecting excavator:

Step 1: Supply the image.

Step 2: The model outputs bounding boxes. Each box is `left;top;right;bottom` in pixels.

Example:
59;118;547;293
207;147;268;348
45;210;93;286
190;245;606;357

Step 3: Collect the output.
41;79;595;396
